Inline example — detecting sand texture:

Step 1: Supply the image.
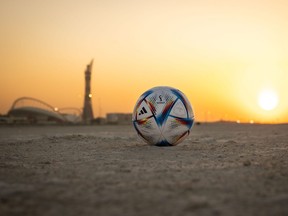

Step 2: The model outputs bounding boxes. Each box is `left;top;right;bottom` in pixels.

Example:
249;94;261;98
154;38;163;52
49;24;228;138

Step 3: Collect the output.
0;123;288;216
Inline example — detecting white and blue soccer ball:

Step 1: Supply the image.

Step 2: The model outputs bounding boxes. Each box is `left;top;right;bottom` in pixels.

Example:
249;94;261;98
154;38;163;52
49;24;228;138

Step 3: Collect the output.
132;86;194;146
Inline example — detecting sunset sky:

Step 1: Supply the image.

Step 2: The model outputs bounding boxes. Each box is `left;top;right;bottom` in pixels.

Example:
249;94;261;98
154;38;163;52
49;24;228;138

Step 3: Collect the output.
1;0;288;123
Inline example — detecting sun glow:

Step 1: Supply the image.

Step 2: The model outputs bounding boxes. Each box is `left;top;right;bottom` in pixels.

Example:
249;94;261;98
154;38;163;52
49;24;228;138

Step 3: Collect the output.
258;90;279;111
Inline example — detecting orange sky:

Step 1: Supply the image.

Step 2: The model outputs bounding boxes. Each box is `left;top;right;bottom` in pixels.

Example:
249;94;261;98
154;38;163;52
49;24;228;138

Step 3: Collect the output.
1;0;288;123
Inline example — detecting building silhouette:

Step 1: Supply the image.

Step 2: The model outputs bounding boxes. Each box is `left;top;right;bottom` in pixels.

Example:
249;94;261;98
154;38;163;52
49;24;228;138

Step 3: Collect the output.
6;97;82;124
82;59;94;124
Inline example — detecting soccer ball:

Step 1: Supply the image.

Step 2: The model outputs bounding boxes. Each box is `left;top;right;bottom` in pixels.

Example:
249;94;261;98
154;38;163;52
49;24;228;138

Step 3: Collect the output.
132;86;194;146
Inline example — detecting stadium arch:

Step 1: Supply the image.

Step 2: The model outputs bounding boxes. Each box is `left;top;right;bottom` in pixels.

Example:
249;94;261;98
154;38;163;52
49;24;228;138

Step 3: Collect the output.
8;97;81;124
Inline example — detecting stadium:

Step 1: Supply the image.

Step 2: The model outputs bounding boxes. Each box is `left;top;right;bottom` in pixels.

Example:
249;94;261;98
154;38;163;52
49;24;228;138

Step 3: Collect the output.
7;97;82;124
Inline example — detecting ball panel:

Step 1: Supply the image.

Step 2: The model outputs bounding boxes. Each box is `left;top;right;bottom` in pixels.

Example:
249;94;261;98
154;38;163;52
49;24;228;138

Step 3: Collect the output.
170;99;187;118
162;116;193;144
135;100;154;120
172;131;190;145
145;89;177;118
170;88;194;118
133;117;161;145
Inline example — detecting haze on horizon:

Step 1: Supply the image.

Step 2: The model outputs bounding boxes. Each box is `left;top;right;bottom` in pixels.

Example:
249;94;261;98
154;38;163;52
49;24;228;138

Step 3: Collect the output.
1;0;288;123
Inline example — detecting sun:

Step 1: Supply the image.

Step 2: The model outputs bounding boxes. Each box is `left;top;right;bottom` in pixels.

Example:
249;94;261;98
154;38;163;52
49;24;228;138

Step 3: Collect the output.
258;89;279;111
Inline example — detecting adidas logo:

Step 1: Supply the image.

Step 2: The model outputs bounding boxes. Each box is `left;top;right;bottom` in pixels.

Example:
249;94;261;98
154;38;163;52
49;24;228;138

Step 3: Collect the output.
138;107;148;115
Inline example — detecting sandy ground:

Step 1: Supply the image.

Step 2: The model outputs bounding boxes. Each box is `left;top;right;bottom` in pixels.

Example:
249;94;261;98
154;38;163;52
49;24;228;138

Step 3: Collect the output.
0;123;288;216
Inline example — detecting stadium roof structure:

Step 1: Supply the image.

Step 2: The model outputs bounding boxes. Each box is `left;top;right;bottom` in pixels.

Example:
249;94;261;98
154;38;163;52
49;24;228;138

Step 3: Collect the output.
8;97;81;124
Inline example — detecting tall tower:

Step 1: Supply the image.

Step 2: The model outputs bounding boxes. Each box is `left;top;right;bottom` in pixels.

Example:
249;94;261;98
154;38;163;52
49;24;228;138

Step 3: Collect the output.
82;59;94;124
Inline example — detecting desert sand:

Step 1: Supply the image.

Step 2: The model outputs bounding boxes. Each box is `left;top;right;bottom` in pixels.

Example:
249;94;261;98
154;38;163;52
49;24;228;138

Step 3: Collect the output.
0;123;288;216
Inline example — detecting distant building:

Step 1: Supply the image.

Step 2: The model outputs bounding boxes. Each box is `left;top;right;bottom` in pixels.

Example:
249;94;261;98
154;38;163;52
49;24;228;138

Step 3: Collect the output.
106;113;132;125
92;117;106;125
82;60;94;124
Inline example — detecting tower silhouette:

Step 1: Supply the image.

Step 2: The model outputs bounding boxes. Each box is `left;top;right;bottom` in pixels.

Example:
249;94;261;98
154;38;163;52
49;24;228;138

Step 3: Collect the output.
82;59;94;124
